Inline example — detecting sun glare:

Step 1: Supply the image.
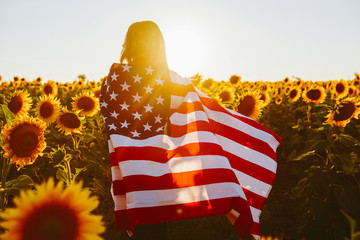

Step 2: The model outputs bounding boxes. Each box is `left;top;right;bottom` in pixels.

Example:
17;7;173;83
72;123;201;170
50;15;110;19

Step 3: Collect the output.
163;22;211;77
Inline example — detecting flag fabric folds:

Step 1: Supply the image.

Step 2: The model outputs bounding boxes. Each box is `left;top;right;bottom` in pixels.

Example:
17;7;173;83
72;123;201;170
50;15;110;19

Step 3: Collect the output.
100;63;281;239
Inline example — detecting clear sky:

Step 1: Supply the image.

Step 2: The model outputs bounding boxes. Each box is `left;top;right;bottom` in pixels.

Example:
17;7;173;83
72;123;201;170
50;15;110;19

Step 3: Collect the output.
0;0;359;83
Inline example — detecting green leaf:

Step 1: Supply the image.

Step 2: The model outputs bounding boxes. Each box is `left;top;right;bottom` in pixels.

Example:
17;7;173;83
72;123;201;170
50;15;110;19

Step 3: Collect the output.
337;134;360;147
56;168;69;185
289;150;316;162
0;104;15;126
5;175;34;195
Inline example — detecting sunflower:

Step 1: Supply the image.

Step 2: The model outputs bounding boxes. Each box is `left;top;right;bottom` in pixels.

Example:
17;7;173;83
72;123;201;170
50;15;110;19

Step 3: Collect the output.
72;92;100;117
325;98;360;127
288;86;301;102
259;91;271;107
302;85;326;104
348;86;358;98
13;76;19;82
0;178;105;240
36;77;42;83
275;97;282;105
236;92;262;120
2;117;47;170
93;87;101;98
283;77;290;84
43;80;58;96
7;90;33;118
36;95;62;124
56;108;83;135
333;79;348;99
201;78;214;89
218;87;235;103
229;75;241;85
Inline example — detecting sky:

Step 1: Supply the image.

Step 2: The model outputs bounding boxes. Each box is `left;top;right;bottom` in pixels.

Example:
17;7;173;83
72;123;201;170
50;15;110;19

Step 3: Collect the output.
0;0;359;83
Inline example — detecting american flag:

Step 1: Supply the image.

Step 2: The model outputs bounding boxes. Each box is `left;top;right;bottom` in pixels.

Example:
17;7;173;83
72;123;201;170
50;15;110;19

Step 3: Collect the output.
100;63;281;239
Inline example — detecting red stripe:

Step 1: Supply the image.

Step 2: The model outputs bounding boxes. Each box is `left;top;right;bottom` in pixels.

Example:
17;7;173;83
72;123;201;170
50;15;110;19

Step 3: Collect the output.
172;100;204;114
170;120;210;137
225;151;276;185
243;188;267;210
233;213;253;238
199;95;282;143
113;142;226;164
110;152;117;167
121;168;239;192
113;180;125;195
249;222;260;237
114;197;251;228
209;119;277;160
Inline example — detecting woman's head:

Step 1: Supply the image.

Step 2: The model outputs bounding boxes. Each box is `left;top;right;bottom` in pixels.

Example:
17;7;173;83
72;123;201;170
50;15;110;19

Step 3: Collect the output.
120;21;168;69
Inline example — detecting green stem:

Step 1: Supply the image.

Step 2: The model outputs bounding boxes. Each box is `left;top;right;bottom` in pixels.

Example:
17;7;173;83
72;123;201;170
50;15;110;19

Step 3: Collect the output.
65;160;72;186
0;157;9;211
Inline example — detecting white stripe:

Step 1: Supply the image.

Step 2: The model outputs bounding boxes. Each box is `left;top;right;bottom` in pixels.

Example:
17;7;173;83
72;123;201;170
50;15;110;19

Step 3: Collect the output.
217;135;277;173
170;70;191;85
125;182;247;209
108;139;115;153
114;195;127;211
204;106;279;152
111;166;123;180
110;131;220;150
119;155;232;177
170;95;184;109
250;206;261;223
233;169;272;198
170;110;209;126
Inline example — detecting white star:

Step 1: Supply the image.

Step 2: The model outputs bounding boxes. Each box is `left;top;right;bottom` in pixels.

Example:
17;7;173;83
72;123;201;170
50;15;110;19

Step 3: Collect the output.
121;64;132;72
143;122;152;131
110;110;119;119
145;66;154;75
120;120;130;128
131;130;141;138
132;74;142;83
155;78;164;85
144;85;153;94
110;91;118;101
120;101;130;111
111;72;119;81
132;92;142;103
156;126;164;132
120;82;130;91
106;85;110;92
154;114;162;123
108;123;117;131
144;104;153;113
100;101;108;108
103;78;108;86
102;116;107;122
132;112;142;120
155;95;165;105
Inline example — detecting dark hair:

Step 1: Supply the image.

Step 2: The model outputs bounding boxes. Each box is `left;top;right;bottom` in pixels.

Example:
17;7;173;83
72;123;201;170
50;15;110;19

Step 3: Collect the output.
120;21;168;70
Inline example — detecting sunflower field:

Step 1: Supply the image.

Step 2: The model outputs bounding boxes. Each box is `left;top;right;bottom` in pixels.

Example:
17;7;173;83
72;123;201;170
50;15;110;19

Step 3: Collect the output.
0;73;359;240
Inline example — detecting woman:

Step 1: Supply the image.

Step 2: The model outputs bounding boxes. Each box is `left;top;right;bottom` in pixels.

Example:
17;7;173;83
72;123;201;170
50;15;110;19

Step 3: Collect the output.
100;20;170;239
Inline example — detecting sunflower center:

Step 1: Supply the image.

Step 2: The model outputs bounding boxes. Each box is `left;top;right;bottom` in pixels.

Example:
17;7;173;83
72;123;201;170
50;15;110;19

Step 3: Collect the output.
10;124;40;157
335;83;345;94
306;89;321;101
237;95;256;117
333;102;356;122
59;113;81;129
8;95;23;115
94;90;101;98
290;89;298;99
44;85;54;95
77;96;95;112
22;203;78;240
219;91;231;102
348;88;354;95
40;102;54;119
202;79;213;89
